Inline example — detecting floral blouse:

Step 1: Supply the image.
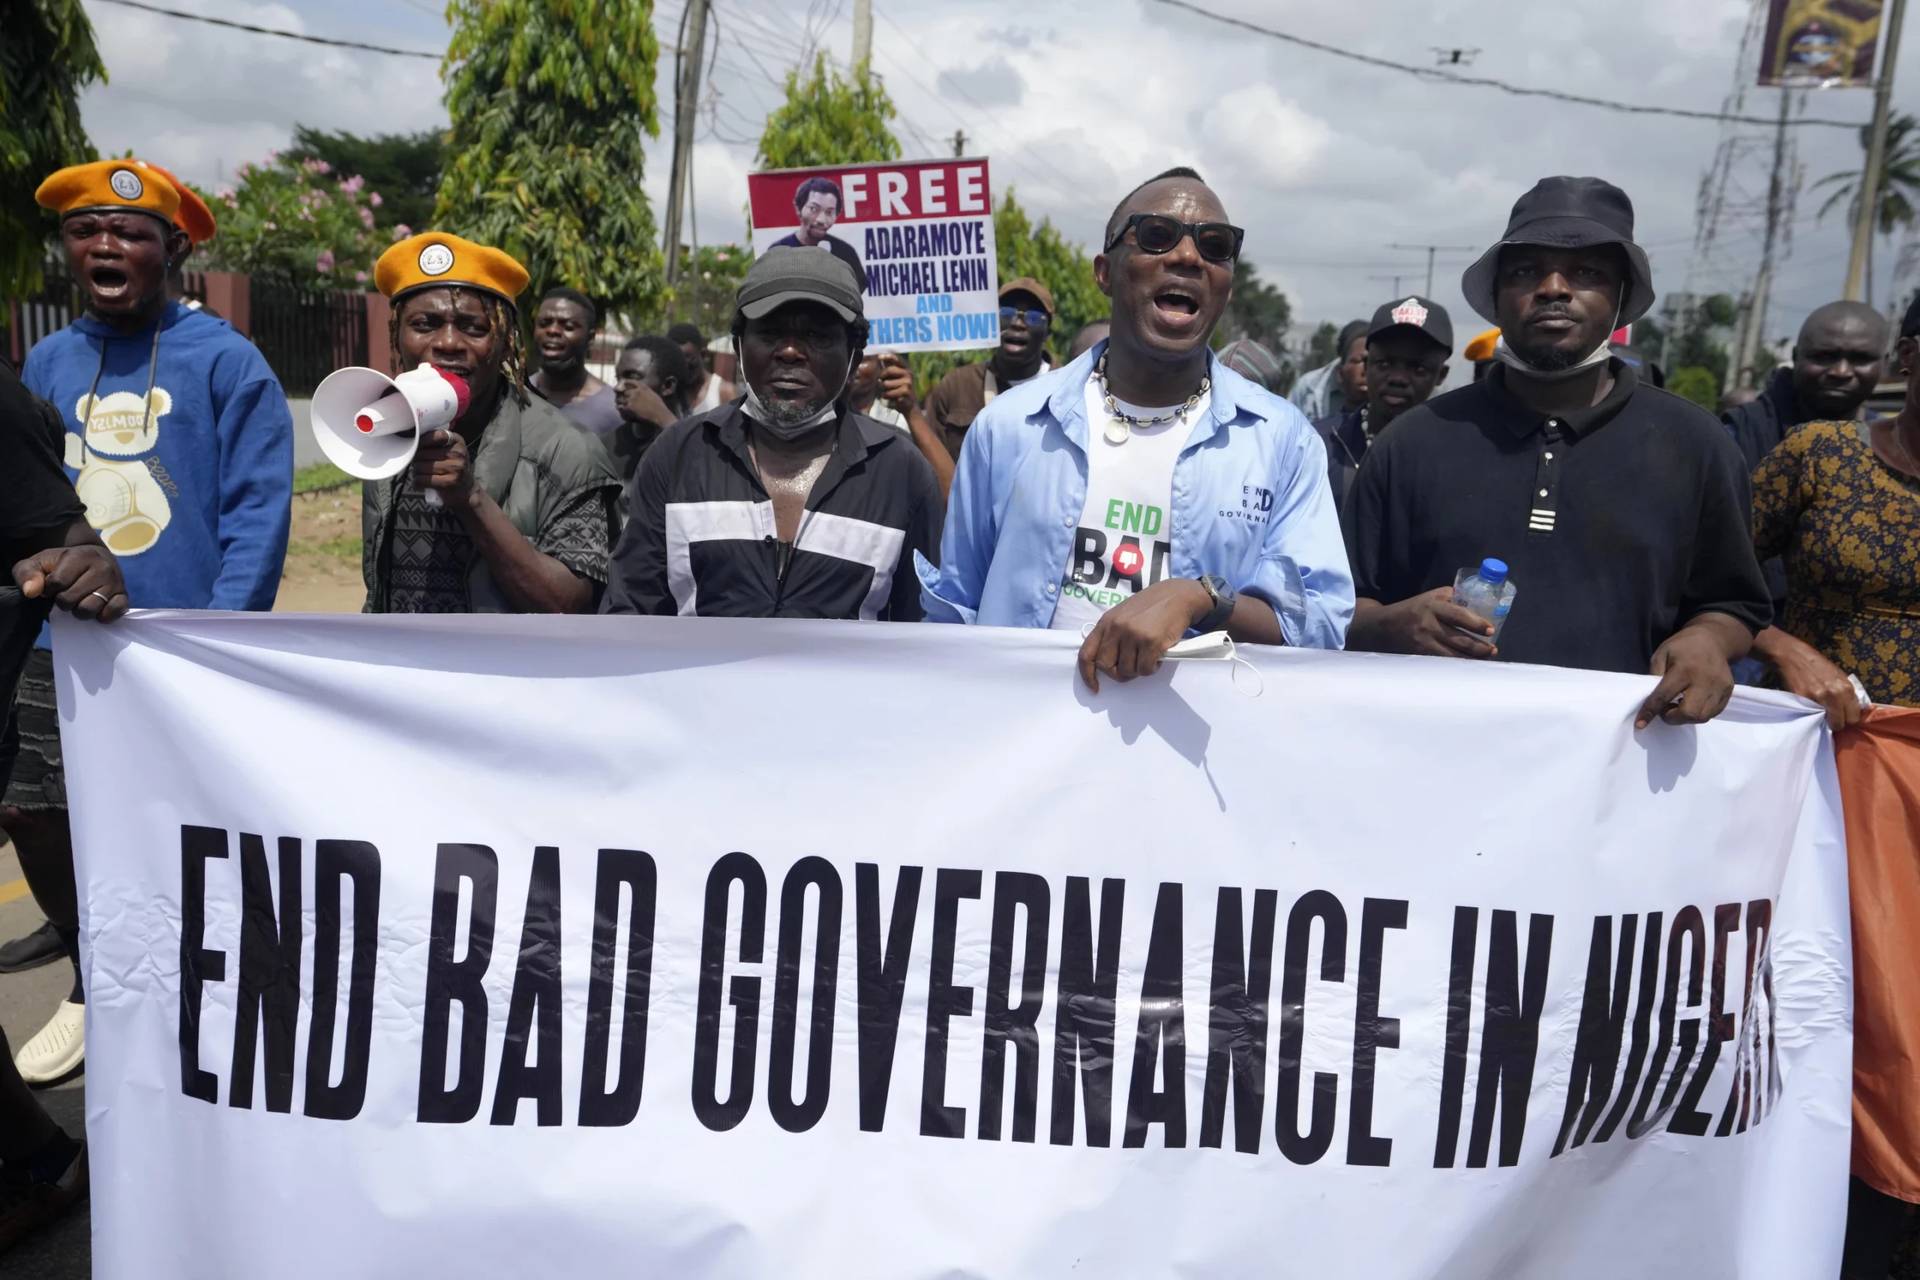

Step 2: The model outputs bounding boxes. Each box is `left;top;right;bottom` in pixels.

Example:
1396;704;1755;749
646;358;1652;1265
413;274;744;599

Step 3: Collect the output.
1751;419;1920;706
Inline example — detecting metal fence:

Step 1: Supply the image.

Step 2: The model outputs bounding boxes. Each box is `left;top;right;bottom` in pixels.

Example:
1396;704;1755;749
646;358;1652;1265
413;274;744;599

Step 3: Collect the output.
5;252;211;369
250;278;368;397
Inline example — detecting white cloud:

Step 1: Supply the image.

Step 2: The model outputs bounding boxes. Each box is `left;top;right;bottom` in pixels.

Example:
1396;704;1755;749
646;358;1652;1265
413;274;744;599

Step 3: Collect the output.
1198;85;1332;190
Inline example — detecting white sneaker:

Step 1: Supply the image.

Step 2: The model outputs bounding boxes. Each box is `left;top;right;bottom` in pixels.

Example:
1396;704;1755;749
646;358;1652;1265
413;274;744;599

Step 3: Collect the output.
14;1000;84;1085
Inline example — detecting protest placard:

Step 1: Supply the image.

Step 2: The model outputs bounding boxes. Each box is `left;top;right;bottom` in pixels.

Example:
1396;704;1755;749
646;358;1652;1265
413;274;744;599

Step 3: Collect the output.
748;159;999;352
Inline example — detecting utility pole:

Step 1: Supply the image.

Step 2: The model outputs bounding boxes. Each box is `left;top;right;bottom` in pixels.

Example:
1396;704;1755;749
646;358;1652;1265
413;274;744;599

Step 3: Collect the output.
1388;243;1476;297
1846;0;1908;301
662;0;710;310
1735;90;1794;392
951;130;967;158
852;0;872;70
1368;273;1406;297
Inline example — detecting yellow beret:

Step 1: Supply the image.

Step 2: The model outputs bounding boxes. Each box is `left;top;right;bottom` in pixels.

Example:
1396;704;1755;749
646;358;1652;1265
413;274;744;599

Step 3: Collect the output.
36;158;217;244
1464;327;1501;362
376;232;529;305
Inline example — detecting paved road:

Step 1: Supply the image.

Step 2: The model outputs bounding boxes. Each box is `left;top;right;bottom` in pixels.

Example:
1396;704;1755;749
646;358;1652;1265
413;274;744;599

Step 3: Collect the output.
0;837;90;1278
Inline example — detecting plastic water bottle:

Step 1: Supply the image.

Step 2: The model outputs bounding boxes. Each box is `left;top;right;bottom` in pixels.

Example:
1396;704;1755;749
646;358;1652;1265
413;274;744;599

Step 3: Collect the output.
1452;558;1516;643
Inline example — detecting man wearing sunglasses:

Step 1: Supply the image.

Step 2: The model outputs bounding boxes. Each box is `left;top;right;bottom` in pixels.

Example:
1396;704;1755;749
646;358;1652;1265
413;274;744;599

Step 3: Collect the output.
1318;296;1453;514
925;277;1057;457
919;166;1353;688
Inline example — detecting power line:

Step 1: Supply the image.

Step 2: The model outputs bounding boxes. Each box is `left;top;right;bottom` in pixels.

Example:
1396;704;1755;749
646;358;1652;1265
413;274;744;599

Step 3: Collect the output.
1149;0;1866;130
92;0;442;58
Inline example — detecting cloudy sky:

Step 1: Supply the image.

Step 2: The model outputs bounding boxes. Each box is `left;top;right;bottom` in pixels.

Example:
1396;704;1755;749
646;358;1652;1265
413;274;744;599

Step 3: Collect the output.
74;0;1920;357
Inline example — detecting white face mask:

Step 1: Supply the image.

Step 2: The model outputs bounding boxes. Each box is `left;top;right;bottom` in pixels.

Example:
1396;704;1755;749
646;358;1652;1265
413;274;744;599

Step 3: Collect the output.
1493;298;1623;383
739;352;857;440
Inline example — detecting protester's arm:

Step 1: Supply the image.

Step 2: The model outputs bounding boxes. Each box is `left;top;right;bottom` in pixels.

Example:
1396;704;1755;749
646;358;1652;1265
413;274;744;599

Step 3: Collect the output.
1242;422;1353;649
880;360;955;496
1744;430;1859;727
208;374;295;610
916;411;997;624
11;518;128;622
530;486;620;614
1339;434;1496;658
888;458;945;623
1637;432;1771;729
411;428;593;614
600;433;677;616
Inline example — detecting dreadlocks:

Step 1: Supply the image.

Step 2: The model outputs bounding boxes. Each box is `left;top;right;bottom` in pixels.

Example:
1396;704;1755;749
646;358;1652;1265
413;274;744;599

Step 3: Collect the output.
387;286;529;408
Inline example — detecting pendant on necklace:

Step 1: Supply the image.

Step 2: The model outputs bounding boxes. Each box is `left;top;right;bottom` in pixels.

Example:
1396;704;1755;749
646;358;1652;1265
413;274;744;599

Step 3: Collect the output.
1103;418;1131;446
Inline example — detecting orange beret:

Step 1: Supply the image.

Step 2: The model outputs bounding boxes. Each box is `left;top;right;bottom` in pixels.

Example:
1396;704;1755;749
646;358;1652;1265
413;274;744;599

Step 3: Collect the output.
36;158;217;243
376;232;529;306
1464;327;1501;362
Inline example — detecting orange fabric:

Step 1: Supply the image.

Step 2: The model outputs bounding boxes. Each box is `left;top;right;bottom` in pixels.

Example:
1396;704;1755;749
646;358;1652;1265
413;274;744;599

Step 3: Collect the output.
35;158;216;242
375;232;528;305
1837;704;1920;1204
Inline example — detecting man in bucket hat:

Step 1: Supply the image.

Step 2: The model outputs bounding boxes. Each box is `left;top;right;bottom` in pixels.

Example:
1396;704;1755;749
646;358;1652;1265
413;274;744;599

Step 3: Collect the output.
1340;176;1769;731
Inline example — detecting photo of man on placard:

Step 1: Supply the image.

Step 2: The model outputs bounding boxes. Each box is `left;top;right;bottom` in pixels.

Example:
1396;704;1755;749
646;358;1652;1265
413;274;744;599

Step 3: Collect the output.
772;175;866;291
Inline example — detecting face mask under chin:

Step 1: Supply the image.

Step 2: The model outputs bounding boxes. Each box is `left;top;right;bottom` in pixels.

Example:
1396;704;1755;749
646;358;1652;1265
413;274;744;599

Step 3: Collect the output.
741;357;855;440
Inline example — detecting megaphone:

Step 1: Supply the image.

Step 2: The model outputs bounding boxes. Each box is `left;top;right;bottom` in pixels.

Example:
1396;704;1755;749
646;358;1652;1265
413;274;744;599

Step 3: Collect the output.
312;365;472;506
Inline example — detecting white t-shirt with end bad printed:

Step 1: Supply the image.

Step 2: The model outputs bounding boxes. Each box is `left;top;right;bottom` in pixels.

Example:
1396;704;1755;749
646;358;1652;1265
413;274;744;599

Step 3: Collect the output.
1048;379;1208;632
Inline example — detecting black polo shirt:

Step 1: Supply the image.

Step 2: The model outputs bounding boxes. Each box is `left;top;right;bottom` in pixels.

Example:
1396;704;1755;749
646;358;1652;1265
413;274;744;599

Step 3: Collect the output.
601;401;942;620
1341;361;1770;674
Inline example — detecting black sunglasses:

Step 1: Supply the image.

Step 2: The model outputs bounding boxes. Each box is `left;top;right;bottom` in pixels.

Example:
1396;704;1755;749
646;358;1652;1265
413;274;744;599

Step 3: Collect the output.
1103;213;1244;263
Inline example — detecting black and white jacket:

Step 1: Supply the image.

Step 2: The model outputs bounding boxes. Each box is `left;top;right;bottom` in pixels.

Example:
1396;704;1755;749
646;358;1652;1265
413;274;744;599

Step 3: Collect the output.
600;402;942;620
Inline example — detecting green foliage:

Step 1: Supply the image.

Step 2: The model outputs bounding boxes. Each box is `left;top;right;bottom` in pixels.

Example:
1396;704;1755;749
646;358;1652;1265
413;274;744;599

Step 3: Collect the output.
756;56;901;170
1222;259;1292;345
1667;365;1719;411
437;0;665;324
1305;321;1340;367
293;462;354;494
1813;112;1920;304
663;243;752;338
199;152;391;289
1;0;105;299
1659;293;1735;389
285;126;443;233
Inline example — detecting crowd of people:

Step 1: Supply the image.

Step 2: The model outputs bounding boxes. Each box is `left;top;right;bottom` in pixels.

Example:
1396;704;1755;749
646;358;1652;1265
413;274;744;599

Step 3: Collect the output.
2;151;1917;1271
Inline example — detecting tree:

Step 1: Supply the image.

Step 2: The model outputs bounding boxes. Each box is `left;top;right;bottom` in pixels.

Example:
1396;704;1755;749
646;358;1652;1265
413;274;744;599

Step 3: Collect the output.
1305;321;1340;368
755;56;901;170
1667;365;1719;411
1813;111;1920;305
995;189;1107;356
667;243;752;339
1;0;106;299
199;151;392;290
436;0;665;324
285;126;443;234
1221;259;1291;346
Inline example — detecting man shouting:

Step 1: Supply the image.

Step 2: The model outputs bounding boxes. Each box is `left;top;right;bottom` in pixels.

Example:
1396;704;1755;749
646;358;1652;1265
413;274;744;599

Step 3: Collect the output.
919;167;1353;687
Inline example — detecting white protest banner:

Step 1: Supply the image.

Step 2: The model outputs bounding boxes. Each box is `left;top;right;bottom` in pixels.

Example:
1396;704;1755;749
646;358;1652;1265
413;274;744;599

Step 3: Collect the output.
56;614;1850;1279
748;158;998;351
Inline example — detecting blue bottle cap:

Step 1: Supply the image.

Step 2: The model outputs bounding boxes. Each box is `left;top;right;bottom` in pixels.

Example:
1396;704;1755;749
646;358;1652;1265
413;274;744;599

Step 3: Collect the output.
1479;557;1508;585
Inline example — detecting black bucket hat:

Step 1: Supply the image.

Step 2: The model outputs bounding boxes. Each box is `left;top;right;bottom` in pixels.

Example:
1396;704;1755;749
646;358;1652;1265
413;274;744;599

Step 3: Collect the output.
1460;176;1655;327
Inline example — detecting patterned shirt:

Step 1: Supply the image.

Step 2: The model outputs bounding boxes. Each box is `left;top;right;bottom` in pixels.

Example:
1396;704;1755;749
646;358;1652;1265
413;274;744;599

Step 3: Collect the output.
1752;419;1920;706
382;478;616;614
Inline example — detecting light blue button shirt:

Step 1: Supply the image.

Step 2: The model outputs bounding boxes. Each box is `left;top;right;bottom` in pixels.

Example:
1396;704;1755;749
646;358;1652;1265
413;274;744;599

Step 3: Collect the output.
916;342;1354;648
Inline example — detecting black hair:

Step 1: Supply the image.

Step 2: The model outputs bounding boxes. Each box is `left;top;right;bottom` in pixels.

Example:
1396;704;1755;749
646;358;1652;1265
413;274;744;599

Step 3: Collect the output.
1105;166;1209;245
666;322;705;348
793;176;844;213
622;334;692;408
539;285;597;329
1336;319;1370;359
1900;292;1920;339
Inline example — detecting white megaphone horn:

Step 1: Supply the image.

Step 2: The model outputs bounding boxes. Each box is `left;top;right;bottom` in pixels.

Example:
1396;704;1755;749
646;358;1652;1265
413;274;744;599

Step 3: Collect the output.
311;365;472;507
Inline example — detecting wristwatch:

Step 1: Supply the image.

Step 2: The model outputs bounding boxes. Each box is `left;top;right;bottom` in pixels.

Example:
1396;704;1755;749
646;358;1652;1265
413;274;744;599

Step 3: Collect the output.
1195;574;1236;632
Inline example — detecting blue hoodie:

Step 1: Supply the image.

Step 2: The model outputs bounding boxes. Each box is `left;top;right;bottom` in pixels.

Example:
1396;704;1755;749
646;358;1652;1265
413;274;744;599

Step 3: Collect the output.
24;301;293;645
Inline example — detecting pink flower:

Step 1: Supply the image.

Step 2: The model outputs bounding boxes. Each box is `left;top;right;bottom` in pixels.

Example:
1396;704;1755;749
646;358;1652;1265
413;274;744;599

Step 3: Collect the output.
265;150;281;166
392;223;413;241
316;249;335;273
263;220;277;231
235;163;252;179
368;192;383;208
359;207;375;229
216;186;235;201
714;249;731;261
354;270;369;285
341;174;365;195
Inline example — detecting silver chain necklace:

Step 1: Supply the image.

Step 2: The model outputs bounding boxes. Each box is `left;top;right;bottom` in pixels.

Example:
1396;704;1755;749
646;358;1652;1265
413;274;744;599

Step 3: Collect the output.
1094;352;1209;445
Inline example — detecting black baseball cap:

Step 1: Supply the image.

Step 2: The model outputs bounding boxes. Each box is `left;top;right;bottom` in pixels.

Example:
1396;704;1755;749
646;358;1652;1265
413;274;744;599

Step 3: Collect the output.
1367;295;1453;354
737;245;863;323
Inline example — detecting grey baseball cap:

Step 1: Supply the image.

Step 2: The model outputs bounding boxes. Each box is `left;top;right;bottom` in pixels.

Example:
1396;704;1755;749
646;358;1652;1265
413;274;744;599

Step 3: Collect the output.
736;245;864;323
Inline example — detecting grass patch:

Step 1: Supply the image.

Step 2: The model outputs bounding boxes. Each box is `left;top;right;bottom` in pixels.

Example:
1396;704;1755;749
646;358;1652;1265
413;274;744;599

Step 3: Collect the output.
311;534;363;562
293;462;355;495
